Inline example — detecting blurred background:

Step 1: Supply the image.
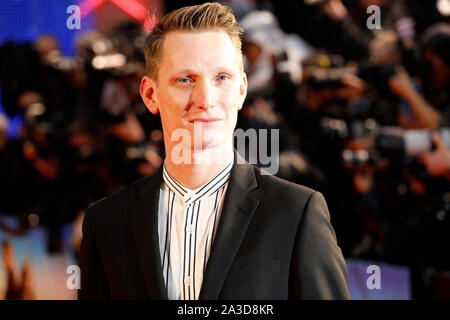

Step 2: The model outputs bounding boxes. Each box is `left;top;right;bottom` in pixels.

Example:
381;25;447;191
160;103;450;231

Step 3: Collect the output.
0;0;449;300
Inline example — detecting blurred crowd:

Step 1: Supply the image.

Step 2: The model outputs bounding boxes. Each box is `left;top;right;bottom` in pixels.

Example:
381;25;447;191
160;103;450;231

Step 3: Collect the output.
1;0;450;299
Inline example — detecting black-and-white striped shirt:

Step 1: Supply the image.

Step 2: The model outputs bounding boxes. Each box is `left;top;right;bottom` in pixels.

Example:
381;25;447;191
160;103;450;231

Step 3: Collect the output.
157;160;233;300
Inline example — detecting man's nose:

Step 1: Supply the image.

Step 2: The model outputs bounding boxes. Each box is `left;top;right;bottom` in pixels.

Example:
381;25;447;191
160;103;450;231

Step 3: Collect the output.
192;80;214;110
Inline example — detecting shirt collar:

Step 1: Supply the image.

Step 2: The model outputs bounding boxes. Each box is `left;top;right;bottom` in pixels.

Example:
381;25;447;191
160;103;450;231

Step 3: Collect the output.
162;159;233;206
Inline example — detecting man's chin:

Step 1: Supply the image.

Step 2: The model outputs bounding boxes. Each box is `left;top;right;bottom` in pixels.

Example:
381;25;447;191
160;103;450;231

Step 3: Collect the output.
169;139;231;165
191;142;232;165
192;139;222;151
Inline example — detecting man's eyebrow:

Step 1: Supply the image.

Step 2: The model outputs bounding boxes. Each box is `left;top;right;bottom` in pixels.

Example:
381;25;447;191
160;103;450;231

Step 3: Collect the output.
172;67;235;74
167;70;195;83
169;67;238;80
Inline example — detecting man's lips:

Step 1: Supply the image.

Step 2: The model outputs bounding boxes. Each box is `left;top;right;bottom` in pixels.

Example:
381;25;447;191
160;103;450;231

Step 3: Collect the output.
189;118;222;123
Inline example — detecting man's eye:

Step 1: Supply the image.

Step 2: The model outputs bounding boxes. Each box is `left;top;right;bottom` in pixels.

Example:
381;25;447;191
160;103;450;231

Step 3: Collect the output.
217;74;230;81
177;77;192;84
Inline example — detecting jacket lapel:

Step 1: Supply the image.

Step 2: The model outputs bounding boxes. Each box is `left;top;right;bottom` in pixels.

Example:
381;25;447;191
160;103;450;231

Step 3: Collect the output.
199;152;260;299
128;165;168;299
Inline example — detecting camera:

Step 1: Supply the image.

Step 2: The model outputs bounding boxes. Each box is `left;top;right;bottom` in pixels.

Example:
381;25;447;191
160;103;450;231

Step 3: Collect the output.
320;117;450;166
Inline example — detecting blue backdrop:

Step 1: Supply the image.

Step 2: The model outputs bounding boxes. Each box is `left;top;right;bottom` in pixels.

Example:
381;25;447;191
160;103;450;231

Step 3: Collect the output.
0;0;96;56
0;0;97;139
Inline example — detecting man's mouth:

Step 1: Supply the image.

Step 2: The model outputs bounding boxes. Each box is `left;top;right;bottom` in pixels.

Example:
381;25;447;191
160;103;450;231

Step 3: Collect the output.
189;118;222;123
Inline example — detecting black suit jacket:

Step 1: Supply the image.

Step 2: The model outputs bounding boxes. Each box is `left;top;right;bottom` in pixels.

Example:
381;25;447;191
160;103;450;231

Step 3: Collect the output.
78;152;351;299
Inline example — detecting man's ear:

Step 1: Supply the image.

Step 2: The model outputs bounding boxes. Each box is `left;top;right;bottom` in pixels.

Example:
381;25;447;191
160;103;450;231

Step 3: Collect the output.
238;72;248;111
140;76;159;114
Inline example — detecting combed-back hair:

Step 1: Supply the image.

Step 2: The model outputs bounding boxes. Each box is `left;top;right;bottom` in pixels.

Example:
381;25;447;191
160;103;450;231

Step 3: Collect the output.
144;2;243;79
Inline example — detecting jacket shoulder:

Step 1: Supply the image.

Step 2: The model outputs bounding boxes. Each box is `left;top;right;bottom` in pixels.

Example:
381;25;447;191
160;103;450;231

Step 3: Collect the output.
251;165;317;204
86;175;153;217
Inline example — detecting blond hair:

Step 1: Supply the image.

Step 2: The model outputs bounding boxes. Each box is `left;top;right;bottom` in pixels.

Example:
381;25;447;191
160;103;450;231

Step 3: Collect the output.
144;2;243;79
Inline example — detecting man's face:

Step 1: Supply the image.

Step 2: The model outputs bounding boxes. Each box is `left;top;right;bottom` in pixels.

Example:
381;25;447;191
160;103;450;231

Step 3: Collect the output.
141;30;247;152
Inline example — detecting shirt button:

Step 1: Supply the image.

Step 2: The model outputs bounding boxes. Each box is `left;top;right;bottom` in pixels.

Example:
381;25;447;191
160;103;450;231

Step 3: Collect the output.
186;224;193;233
185;277;192;285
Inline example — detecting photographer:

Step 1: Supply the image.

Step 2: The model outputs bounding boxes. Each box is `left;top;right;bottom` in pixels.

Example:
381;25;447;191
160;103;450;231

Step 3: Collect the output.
388;66;442;129
388;23;450;130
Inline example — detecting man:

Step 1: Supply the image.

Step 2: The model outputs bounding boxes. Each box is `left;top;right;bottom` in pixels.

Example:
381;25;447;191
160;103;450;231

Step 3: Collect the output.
78;2;350;300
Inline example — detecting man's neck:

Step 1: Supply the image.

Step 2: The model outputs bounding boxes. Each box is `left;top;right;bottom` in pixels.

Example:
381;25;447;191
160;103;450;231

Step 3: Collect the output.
164;143;234;190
